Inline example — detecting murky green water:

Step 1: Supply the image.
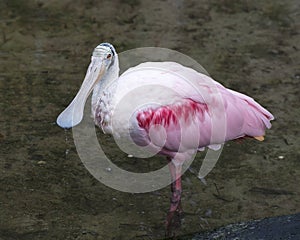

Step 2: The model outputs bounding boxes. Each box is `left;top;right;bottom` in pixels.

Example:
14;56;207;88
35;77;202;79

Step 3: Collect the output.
1;0;299;239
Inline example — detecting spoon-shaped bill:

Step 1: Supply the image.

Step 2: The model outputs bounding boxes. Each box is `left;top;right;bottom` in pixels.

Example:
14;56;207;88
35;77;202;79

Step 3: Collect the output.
56;57;106;128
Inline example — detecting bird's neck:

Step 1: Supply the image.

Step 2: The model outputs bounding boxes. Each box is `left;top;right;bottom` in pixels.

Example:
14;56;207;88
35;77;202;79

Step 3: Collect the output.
97;57;119;91
91;57;119;111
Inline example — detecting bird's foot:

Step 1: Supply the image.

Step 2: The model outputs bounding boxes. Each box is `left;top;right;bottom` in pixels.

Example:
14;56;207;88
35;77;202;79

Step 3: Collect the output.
165;207;184;238
165;190;183;238
165;158;184;238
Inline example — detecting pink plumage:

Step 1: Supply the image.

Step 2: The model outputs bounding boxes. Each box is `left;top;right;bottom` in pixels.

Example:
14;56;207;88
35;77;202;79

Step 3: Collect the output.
136;99;208;129
132;78;273;155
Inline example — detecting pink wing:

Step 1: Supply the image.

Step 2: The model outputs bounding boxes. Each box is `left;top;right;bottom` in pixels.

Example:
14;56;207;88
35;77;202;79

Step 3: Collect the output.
134;83;274;153
125;62;273;153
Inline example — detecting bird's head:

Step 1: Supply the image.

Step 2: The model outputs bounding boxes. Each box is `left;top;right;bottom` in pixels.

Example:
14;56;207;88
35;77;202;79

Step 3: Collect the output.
56;43;116;128
92;42;116;69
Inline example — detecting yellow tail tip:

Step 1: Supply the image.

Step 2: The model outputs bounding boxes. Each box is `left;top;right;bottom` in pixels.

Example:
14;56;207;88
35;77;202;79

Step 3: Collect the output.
254;136;264;141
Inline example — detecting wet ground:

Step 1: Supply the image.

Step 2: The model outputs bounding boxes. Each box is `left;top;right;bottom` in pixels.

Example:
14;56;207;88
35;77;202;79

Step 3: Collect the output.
0;0;299;239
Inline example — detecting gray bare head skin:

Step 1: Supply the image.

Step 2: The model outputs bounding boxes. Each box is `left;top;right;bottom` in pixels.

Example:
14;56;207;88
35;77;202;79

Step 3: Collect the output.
93;42;116;57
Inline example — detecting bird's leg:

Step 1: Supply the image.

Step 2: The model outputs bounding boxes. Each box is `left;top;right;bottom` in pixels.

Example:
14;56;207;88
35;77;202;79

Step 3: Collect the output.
169;163;183;213
165;157;183;237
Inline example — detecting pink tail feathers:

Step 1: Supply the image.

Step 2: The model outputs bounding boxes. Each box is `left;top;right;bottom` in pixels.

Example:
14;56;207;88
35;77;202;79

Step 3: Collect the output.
229;89;274;137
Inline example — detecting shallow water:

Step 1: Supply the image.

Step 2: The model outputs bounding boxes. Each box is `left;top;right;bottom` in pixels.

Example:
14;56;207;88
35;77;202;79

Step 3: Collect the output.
0;0;299;239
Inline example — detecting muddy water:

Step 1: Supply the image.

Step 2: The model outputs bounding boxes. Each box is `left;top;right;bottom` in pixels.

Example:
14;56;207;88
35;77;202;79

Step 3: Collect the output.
0;0;299;239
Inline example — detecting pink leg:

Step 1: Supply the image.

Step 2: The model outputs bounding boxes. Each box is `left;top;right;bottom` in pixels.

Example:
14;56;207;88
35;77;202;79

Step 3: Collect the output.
165;157;183;237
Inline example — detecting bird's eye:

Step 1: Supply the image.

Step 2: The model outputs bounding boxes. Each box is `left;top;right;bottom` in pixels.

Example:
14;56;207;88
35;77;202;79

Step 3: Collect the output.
106;53;112;59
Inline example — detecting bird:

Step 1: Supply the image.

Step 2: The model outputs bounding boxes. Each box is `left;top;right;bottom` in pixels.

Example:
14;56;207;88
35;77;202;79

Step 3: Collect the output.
57;42;274;236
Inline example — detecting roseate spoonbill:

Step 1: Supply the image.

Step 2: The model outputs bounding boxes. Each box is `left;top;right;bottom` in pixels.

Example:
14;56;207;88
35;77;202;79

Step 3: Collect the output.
57;43;274;235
